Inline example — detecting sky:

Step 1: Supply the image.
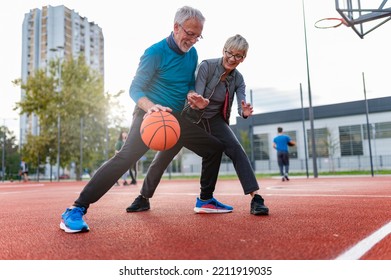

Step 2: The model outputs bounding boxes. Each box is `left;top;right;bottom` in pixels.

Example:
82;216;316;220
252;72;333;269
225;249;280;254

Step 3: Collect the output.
1;0;390;138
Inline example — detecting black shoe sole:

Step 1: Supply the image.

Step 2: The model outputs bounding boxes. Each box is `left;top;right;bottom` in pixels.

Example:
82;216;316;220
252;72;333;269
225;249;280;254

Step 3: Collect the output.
126;207;150;213
251;209;269;215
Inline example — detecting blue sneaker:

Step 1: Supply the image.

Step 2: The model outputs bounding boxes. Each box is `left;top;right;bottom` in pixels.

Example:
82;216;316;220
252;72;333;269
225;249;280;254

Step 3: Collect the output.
60;207;89;233
194;197;233;213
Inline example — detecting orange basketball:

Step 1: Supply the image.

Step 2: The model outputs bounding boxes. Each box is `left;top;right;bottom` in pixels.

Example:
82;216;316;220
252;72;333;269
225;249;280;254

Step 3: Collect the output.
140;111;181;151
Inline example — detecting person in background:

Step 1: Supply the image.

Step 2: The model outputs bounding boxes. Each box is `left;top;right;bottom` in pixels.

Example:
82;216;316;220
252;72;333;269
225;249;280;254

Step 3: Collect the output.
115;131;130;186
20;160;29;182
273;127;295;181
127;34;269;215
60;6;228;234
128;162;137;185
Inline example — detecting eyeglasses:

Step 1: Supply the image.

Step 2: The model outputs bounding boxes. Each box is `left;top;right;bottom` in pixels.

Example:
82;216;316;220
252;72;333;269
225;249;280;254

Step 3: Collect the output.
224;50;245;61
179;24;203;40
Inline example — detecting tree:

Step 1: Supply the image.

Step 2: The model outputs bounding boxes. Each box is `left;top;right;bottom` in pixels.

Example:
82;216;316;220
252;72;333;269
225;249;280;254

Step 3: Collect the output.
14;66;57;176
0;127;20;180
325;127;340;172
14;54;125;180
240;130;251;155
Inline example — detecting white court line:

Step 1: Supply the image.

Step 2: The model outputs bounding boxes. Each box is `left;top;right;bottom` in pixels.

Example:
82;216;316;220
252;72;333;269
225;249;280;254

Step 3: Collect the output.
335;221;391;260
0;183;45;188
108;192;391;199
266;194;391;198
0;190;41;195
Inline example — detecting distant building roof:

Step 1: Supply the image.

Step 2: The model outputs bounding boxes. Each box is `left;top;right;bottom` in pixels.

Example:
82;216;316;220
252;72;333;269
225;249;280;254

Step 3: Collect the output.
233;96;391;131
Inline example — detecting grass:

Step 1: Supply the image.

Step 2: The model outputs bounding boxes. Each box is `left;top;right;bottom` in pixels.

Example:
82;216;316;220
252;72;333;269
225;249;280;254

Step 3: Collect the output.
157;169;391;180
19;170;390;182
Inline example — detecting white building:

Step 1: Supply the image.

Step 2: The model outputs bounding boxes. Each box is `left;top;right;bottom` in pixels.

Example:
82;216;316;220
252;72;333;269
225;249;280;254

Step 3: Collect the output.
180;96;391;175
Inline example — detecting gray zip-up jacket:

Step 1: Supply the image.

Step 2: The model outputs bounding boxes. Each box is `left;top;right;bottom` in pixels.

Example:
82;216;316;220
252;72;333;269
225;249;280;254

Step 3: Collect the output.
194;57;247;123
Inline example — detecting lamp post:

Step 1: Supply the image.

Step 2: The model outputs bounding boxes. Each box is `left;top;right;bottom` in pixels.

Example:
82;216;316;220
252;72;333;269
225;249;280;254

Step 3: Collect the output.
362;72;374;177
1;120;5;182
80;117;84;179
300;83;309;178
249;89;255;169
302;0;318;178
2;118;17;182
50;46;64;181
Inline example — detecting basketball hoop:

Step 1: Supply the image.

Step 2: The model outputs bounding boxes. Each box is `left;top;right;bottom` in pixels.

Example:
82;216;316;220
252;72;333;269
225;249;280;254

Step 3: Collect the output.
314;17;348;29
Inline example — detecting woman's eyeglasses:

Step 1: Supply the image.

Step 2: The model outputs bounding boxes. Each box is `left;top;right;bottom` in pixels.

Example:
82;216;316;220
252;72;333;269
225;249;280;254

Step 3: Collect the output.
224;50;245;61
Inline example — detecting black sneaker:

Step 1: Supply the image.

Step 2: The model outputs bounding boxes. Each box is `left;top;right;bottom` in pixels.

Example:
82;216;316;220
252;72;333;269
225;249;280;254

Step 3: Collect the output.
126;195;150;212
250;194;269;215
284;175;290;181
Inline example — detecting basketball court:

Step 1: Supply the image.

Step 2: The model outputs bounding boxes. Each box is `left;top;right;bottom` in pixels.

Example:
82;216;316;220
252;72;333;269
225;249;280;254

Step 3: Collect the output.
1;1;391;279
0;175;391;278
0;176;390;257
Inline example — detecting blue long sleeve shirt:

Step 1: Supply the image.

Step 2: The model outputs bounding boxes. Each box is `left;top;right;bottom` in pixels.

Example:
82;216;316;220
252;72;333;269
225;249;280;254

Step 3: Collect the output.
129;37;197;113
273;134;291;152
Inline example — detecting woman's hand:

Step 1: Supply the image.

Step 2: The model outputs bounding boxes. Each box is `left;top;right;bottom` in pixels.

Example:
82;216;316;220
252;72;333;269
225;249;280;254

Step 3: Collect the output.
187;92;209;110
241;100;253;117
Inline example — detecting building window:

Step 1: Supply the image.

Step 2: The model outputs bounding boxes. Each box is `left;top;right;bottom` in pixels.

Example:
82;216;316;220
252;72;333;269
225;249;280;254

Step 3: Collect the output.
254;133;269;160
339;125;363;156
375;122;391;139
363;121;391;139
362;123;373;140
307;128;329;157
284;131;298;159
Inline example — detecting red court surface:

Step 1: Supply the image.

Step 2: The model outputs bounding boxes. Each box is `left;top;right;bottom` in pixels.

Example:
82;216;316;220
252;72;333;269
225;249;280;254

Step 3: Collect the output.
0;176;390;261
0;176;391;260
0;176;391;280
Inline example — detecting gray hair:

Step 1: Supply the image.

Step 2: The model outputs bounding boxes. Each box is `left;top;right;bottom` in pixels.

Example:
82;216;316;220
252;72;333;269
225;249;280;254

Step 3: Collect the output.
224;34;249;56
174;6;205;25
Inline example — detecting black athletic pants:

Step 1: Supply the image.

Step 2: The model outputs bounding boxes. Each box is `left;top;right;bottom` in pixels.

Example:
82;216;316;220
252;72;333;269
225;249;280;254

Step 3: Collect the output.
74;106;224;210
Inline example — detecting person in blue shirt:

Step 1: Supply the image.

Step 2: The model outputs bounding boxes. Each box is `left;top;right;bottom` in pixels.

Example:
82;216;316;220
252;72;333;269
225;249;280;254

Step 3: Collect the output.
60;6;230;234
273;127;295;181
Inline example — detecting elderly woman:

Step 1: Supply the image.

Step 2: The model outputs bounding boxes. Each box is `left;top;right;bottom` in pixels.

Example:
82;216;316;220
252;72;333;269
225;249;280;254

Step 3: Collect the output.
189;34;269;215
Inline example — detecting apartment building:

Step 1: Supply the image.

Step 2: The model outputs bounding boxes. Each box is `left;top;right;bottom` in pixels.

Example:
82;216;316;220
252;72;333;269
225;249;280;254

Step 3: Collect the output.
20;5;104;145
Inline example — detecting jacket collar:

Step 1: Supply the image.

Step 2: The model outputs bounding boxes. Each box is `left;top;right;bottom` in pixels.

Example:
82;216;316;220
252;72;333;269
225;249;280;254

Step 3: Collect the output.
166;32;185;55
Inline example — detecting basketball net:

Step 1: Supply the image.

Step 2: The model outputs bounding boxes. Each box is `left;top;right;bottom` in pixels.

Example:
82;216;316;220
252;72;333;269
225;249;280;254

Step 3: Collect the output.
314;17;349;29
